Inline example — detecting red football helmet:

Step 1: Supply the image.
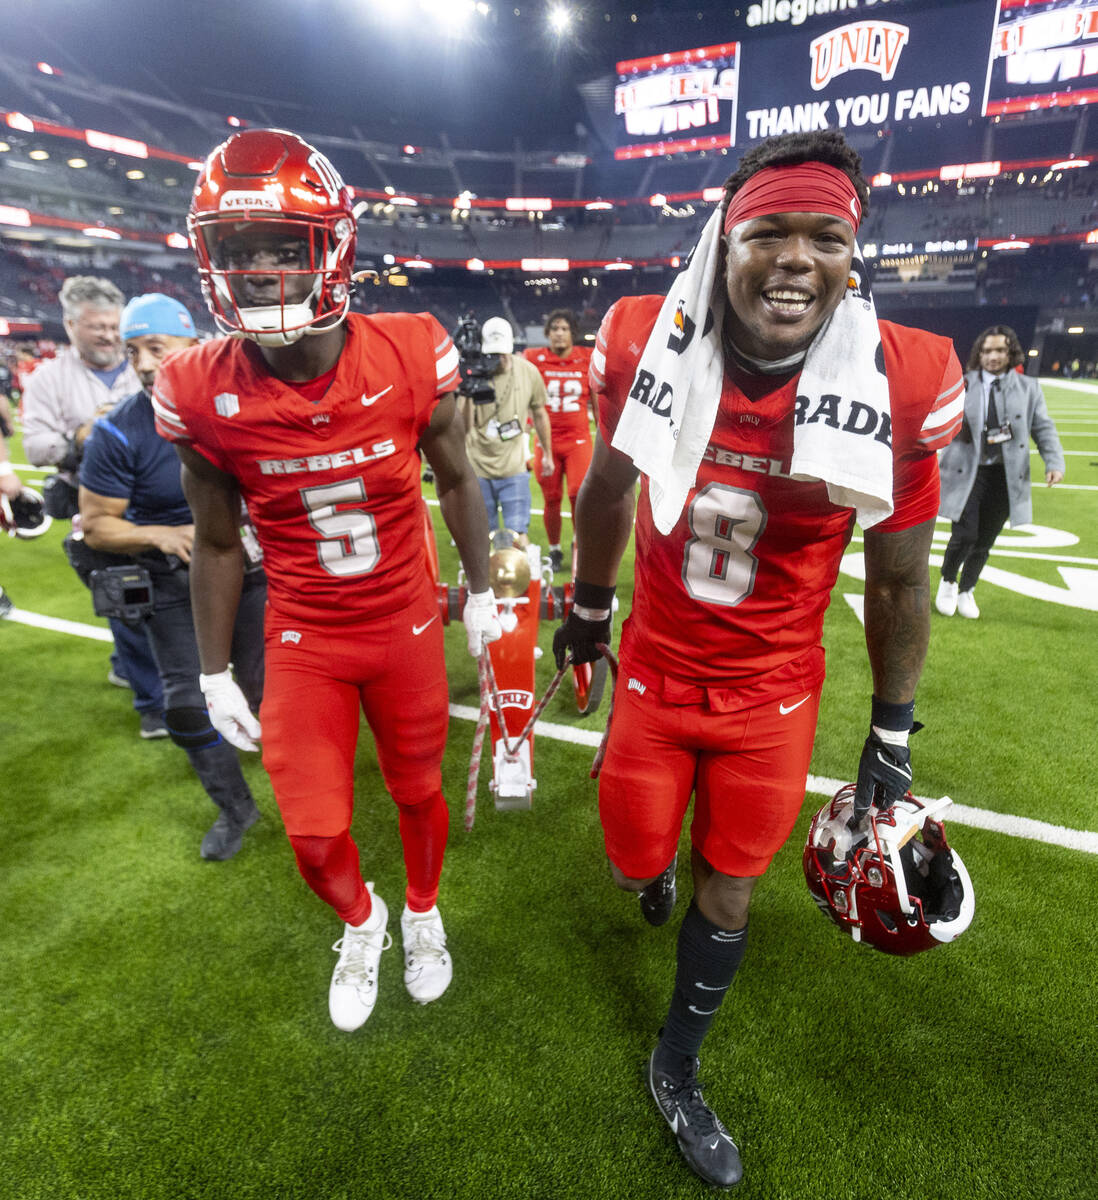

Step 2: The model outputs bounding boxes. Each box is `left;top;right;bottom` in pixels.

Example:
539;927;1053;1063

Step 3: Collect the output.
188;128;357;346
803;785;974;956
1;485;51;539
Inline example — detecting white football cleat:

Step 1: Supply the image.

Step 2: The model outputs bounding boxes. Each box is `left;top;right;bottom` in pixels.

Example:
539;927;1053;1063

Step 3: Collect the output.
957;589;980;619
401;904;453;1004
935;578;958;616
328;883;391;1032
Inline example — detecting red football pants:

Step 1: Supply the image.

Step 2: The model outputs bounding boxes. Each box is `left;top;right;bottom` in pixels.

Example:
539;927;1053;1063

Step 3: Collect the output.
261;595;450;917
598;661;823;879
535;434;592;545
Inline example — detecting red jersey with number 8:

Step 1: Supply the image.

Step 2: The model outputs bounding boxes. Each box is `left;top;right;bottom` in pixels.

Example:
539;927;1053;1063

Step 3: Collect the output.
591;296;962;686
153;311;459;626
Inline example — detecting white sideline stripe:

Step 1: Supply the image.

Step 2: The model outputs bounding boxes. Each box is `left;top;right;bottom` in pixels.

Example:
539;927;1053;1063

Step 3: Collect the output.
449;702;603;746
8;607;1093;854
1030;449;1098;456
425;496;573;522
4;607;113;642
446;706;1098;854
1041;378;1098;393
801;774;1098;854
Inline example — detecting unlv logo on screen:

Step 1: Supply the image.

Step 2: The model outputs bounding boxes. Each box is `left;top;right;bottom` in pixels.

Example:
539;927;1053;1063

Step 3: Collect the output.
809;20;910;91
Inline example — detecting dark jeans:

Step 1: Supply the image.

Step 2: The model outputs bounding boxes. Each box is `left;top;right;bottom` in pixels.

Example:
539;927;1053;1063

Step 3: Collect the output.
63;533;163;715
941;464;1011;592
141;565;266;816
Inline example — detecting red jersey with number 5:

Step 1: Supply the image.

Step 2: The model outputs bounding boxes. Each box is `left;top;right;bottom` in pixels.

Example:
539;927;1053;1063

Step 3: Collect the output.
153;311;459;626
592;296;962;686
524;344;593;442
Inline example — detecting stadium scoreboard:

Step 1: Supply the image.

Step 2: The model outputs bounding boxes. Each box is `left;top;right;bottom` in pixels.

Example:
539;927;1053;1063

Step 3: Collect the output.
614;0;1098;158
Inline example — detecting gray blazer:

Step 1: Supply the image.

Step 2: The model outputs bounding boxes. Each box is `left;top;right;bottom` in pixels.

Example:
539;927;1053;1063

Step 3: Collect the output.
938;370;1065;528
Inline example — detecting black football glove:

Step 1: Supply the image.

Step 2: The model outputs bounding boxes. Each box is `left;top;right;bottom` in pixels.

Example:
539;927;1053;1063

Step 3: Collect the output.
552;582;614;671
851;695;918;826
852;733;912;823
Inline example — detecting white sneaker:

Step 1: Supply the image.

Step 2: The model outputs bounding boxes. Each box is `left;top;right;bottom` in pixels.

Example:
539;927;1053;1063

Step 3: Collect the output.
935;578;958;616
328;884;391;1032
401;904;453;1004
957;589;980;619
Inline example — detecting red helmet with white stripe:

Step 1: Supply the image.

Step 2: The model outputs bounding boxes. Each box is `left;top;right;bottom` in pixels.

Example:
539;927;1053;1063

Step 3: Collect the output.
188;128;357;347
803;785;974;956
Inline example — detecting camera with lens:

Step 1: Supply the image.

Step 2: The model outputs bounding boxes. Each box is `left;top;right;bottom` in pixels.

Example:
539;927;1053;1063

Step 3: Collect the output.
452;313;499;405
90;564;155;622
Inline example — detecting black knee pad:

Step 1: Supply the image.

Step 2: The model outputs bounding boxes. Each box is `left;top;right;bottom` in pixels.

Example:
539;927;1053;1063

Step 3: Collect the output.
164;706;221;751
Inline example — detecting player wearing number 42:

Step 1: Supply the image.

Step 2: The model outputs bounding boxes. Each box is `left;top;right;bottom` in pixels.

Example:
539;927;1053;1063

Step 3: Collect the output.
524;308;594;572
553;129;965;1189
154;128;501;1032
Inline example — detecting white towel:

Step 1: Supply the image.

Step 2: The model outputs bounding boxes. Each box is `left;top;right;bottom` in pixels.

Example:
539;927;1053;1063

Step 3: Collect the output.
612;208;894;533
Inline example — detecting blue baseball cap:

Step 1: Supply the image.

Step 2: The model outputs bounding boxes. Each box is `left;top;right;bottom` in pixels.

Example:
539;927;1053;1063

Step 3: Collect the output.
120;293;197;340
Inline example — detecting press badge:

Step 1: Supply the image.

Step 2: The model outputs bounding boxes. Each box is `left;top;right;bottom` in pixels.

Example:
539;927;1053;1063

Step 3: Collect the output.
496;418;521;441
985;422;1013;446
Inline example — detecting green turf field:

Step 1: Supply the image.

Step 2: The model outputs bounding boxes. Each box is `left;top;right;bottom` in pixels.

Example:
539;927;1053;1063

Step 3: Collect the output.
2;382;1096;1200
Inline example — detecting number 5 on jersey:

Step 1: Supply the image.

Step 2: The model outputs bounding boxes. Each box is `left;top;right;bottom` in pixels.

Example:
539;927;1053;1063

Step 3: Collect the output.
301;478;380;577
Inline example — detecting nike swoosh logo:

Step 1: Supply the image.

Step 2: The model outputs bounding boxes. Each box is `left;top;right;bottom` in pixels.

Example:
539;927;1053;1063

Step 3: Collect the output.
361;385;393;407
779;694;812;715
688;1004;719;1015
877;750;912;779
412;615;439;636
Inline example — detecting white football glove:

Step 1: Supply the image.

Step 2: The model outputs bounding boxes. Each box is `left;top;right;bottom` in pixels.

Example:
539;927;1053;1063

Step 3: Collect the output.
462;588;503;657
199;668;262;752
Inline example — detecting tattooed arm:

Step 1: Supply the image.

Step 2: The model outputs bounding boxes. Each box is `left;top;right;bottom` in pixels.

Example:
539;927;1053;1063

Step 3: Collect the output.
861;515;935;703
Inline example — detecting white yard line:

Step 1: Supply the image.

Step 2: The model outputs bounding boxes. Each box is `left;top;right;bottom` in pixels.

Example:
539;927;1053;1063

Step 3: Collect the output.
7;607;1094;854
450;699;1098;855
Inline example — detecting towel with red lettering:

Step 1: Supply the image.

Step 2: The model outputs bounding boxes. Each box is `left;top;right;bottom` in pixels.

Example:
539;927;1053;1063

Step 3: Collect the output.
611;206;893;533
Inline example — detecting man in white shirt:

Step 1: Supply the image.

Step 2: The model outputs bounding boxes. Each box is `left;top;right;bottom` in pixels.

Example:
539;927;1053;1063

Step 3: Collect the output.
22;275;165;733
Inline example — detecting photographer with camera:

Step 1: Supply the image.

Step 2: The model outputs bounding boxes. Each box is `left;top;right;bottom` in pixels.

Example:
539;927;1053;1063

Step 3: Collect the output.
22;275;163;731
79;294;266;861
458;315;553;546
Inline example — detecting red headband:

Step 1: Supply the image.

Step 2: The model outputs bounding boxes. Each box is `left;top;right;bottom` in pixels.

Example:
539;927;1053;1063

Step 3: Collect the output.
723;162;862;235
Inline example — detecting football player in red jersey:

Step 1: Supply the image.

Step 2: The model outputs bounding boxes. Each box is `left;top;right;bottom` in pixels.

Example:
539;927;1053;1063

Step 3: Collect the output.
523;309;593;571
154;129;501;1033
553;131;963;1188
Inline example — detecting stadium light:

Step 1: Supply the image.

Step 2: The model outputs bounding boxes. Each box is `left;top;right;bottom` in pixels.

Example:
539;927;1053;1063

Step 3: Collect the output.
1068;326;1085;334
549;6;572;34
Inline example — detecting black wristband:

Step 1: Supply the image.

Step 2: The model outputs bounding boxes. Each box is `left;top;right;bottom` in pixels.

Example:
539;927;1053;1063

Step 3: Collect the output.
870;694;915;731
574;580;615;610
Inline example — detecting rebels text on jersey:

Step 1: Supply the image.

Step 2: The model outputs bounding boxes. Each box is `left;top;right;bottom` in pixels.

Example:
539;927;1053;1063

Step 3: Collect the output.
524;344;593;442
154;312;460;626
593;296;963;687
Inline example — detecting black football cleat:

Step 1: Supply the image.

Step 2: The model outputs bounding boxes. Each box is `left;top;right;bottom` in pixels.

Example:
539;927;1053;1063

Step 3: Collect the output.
548;548;564;573
648;1049;743;1189
639;856;677;926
